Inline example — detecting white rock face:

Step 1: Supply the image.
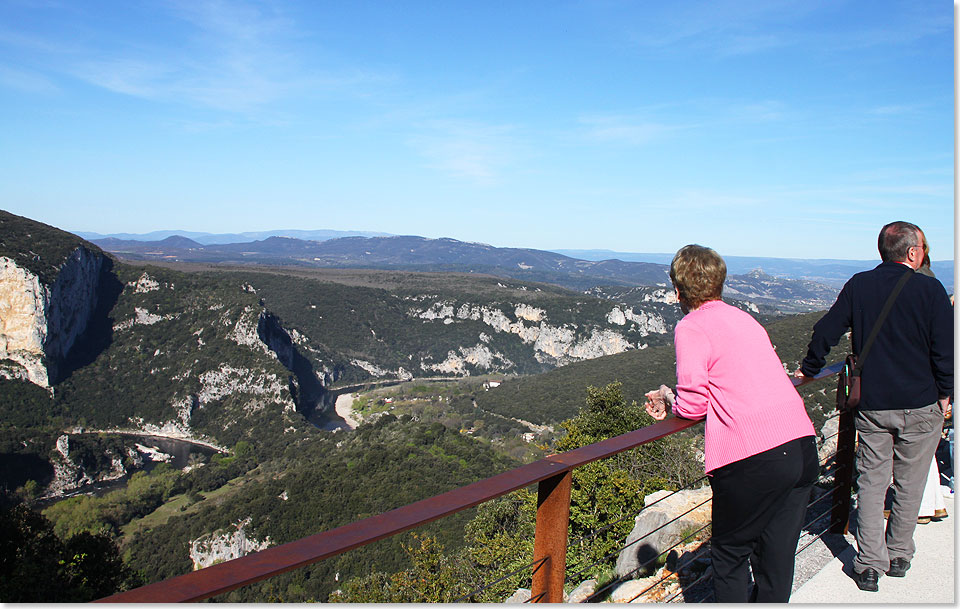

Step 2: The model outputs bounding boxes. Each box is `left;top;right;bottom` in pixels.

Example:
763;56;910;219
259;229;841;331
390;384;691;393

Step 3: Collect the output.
514;304;545;322
566;328;635;359
227;306;268;352
189;517;271;570
128;272;160;293
0;248;104;387
112;306;179;333
0;258;47;384
643;288;679;304
421;344;515;375
134;443;173;462
606;306;668;335
351;359;413;380
197;365;292;411
410;300;660;365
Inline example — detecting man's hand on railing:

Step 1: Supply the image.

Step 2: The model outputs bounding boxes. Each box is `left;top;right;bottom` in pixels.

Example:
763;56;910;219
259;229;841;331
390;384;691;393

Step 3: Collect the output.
644;385;675;421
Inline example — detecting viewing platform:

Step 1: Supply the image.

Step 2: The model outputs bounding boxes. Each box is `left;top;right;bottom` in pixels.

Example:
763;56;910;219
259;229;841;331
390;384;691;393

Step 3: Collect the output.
792;493;955;603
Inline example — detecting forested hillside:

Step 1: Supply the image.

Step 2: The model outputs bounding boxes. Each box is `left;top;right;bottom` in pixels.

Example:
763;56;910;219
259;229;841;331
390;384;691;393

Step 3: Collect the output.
0;211;843;602
120;415;518;602
0;210;103;284
476;311;841;428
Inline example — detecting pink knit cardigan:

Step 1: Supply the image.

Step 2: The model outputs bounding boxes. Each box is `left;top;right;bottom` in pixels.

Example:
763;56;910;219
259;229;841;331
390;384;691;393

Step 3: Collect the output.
672;300;815;473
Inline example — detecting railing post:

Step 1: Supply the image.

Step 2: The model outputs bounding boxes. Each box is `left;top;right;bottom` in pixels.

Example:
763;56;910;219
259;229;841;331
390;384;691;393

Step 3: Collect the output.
531;470;572;603
830;408;856;534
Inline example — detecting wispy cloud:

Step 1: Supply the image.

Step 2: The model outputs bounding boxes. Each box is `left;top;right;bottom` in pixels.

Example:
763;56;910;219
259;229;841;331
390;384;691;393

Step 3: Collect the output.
667;189;767;210
0;23;78;54
575;99;785;147
1;0;387;115
625;0;806;56
868;104;925;116
578;115;678;146
72;58;173;98
408;120;522;184
67;1;304;112
730;100;787;122
625;0;947;59
0;65;58;93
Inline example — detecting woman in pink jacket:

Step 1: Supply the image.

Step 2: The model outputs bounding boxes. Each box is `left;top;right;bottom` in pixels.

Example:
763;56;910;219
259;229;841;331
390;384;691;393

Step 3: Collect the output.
645;244;817;603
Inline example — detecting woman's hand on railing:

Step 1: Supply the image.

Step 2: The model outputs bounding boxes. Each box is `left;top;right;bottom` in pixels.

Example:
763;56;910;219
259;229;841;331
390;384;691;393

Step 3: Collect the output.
644;385;675;421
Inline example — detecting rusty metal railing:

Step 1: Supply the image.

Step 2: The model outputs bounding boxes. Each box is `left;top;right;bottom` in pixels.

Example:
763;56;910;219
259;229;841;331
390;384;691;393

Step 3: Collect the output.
96;362;845;603
577;409;851;603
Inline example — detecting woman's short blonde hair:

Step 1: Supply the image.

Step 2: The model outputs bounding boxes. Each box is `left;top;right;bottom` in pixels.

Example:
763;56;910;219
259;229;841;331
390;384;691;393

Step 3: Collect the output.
670;244;726;309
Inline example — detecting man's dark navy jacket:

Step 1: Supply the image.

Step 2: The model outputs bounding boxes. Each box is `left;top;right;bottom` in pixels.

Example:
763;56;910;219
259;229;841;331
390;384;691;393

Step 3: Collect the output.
801;261;953;411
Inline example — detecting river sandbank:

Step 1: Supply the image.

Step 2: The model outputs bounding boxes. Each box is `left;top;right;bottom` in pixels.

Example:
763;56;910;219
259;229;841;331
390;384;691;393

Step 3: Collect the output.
334;393;360;430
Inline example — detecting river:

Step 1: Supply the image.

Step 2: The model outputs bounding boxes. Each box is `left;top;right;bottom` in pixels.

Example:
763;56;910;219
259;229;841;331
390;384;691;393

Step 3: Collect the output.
304;377;454;431
37;433;221;505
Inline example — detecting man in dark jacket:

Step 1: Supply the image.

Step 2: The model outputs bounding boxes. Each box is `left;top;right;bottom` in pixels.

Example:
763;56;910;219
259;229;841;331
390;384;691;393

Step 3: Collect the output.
798;221;953;592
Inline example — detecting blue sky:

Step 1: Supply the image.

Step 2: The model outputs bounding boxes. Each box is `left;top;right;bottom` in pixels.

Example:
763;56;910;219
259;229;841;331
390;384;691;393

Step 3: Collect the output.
0;0;953;260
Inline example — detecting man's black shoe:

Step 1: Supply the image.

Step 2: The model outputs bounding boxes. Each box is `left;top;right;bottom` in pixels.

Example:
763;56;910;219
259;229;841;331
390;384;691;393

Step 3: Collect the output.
856;568;880;591
887;557;911;577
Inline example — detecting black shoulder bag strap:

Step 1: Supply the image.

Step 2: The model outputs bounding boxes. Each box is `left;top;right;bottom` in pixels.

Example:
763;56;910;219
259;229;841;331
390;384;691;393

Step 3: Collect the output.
853;266;915;376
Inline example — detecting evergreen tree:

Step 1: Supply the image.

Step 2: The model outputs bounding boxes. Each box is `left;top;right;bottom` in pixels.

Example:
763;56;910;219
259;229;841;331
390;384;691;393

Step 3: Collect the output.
0;504;138;602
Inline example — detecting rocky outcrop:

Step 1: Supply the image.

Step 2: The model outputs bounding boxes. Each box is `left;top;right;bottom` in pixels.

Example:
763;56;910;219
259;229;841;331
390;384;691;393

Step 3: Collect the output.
410;300;662;366
642;288;679;304
421;343;515;375
197;365;293;412
44;434;97;497
0;247;105;387
605;306;668;335
567;580;597;603
43;433;135;498
350;358;414;380
616;486;713;579
504;588;531;603
256;310;333;416
189;517;271;570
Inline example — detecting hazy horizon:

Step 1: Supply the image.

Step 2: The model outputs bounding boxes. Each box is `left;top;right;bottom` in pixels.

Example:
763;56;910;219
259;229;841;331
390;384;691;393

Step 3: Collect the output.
69;225;955;265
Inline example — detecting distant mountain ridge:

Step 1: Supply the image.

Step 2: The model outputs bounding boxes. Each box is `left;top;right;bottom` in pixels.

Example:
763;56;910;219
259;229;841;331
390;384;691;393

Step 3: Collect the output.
75;228;392;245
82;230;954;294
89;233;841;312
554;248;955;292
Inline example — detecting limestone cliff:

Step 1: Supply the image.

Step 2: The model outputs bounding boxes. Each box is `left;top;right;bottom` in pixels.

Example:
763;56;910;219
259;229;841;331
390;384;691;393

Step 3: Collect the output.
410;300;666;368
0;246;105;387
43;433;142;498
189;517;271;570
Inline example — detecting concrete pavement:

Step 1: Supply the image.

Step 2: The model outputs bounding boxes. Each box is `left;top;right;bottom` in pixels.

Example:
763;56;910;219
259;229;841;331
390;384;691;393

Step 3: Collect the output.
791;493;954;603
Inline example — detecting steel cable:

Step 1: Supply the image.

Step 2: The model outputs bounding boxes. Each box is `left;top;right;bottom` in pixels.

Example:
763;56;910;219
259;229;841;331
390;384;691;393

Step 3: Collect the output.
453;557;547;603
663;565;715;603
619;525;714;602
567;474;709;549
589;519;713;601
566;495;713;586
795;505;839;555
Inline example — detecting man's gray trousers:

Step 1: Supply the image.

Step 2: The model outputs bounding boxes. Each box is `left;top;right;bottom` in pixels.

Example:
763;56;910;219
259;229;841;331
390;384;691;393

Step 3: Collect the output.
853;402;944;574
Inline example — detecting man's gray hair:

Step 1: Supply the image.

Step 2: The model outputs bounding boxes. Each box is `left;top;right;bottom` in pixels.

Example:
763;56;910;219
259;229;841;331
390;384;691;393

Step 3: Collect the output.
878;221;922;262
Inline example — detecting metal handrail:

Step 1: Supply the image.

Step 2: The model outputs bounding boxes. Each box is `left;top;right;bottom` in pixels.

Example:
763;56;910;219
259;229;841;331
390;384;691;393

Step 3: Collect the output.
96;362;845;603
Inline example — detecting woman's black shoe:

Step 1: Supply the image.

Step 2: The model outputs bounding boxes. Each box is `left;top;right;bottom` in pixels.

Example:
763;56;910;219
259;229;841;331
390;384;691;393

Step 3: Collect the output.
856;568;880;591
